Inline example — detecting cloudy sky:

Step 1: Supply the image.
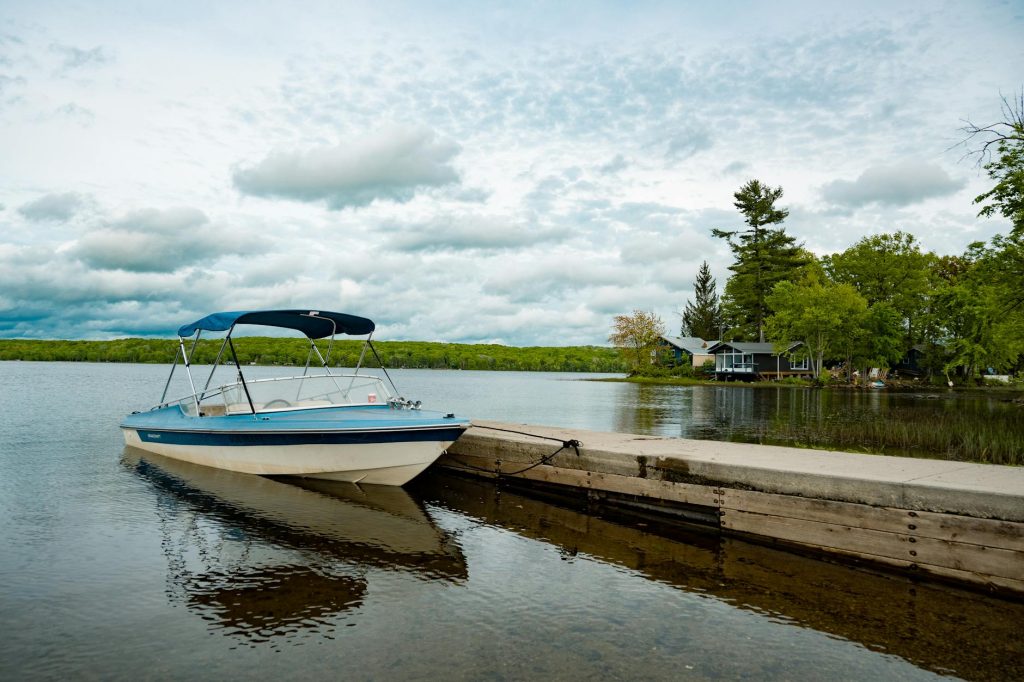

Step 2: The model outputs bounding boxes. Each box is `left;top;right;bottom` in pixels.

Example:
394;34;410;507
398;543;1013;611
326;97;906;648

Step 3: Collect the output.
1;1;1022;344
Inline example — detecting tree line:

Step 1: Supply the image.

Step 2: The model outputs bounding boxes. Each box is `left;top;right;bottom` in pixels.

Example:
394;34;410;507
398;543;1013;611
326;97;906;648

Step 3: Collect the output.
0;337;627;373
614;92;1024;383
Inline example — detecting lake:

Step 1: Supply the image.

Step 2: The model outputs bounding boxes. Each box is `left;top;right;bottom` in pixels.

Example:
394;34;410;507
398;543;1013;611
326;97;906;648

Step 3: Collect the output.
1;361;1022;680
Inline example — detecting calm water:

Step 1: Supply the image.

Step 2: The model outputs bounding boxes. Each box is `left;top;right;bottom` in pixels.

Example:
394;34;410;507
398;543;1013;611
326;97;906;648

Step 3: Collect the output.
1;362;1022;680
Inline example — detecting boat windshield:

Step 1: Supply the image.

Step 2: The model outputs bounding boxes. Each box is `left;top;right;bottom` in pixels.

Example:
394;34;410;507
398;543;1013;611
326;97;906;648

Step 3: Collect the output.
178;374;394;417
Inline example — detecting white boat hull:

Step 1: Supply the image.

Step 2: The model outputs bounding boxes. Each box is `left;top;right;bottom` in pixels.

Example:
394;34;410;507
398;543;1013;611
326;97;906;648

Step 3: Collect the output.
122;428;454;486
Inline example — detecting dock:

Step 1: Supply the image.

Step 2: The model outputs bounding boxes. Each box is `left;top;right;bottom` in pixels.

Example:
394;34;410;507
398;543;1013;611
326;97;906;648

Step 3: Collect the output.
439;421;1024;596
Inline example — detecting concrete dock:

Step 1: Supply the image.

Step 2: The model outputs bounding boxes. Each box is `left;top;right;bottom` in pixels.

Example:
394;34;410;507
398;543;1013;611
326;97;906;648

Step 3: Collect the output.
439;421;1024;596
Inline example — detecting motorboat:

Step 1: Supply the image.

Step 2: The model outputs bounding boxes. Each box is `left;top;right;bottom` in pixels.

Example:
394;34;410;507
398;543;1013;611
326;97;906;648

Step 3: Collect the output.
121;309;469;486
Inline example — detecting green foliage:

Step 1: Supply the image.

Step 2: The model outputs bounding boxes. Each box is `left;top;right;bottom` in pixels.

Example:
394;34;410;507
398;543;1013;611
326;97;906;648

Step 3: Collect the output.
930;236;1024;378
681;260;722;339
0;338;628;373
608;309;666;372
766;272;868;379
823;231;931;341
850;303;905;373
714;179;809;341
968;91;1024;236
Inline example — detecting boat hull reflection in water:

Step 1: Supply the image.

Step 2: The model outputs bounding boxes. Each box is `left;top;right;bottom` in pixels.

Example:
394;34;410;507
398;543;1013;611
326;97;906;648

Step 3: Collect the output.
123;447;466;643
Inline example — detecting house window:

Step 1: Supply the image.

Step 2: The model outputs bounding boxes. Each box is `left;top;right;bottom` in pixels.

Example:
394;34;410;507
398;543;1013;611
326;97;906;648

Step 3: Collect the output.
716;350;754;372
790;356;809;370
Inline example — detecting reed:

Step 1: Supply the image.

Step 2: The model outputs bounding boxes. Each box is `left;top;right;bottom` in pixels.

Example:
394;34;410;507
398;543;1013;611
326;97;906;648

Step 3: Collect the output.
747;405;1024;466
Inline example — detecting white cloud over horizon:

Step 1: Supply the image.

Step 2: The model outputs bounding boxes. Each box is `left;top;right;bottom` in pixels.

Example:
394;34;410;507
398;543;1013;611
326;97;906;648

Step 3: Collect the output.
821;161;966;208
0;1;1021;345
233;126;462;209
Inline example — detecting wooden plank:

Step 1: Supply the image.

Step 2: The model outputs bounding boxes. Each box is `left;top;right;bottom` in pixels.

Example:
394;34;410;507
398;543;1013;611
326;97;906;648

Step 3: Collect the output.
724;488;1024;552
722;509;1024;581
803;544;1024;595
520;467;720;507
439;453;719;507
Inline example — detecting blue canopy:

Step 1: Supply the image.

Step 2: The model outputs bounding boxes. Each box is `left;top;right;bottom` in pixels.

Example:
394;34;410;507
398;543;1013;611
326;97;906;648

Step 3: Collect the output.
177;309;375;339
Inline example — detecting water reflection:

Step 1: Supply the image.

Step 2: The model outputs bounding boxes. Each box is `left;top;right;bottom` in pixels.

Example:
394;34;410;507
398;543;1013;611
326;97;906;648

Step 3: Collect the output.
415;471;1024;681
123;448;466;643
610;384;1024;461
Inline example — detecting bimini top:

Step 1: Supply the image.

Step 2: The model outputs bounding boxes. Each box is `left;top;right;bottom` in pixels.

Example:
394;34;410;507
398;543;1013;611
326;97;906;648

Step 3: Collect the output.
177;310;375;339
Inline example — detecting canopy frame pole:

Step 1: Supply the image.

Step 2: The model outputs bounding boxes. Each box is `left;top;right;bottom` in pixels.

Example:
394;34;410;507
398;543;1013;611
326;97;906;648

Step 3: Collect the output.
181;333;202;416
323;323;336;366
354;332;371;374
159;343;183;405
226;326;257;417
302;341;314;377
308;320;348;400
344;331;373;399
367;340;401;397
203;336;231;394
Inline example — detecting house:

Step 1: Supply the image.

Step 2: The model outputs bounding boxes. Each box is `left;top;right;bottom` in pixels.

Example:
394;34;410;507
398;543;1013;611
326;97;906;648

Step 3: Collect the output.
706;341;811;381
659;335;717;368
891;344;927;377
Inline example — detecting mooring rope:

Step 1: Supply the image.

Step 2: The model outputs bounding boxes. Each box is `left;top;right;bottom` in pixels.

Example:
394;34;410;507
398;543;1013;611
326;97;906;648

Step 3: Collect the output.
445;424;582;477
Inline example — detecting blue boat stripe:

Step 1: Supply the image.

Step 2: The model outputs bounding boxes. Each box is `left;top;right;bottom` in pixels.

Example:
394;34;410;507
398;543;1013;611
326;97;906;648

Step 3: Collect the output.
136;427;466;447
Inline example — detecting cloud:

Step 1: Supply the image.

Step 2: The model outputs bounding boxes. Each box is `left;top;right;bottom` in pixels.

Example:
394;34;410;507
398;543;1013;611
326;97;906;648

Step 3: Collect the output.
721;161;748;175
69;207;260;272
49;43;113;71
821;161;966;208
18;192;86;221
233;126;461;209
386;214;571;253
664;127;712;161
598;154;628;175
53;102;95;125
0;74;26;95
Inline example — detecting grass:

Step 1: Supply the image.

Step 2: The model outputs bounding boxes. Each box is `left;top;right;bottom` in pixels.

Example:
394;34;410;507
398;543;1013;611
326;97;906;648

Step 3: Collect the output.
592;375;816;388
751;406;1024;466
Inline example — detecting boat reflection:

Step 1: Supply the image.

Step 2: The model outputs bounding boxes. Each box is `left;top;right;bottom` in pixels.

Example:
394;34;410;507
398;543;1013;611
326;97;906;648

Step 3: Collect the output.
413;471;1024;681
123;447;466;643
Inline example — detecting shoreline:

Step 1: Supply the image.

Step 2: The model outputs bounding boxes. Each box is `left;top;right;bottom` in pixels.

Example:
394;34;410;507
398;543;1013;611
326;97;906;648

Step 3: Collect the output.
590;374;1024;394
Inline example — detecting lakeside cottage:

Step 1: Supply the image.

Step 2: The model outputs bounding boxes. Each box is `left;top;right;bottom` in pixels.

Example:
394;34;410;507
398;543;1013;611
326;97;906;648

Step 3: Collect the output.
706;340;811;381
659;335;718;368
892;344;928;377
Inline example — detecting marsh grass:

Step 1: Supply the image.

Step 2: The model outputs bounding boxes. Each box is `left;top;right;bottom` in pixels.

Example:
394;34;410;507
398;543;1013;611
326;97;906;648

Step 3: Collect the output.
749;404;1024;465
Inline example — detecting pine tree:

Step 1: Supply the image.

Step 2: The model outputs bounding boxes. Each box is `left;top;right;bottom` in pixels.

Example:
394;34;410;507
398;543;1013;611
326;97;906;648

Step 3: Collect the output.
681;261;721;339
713;180;808;341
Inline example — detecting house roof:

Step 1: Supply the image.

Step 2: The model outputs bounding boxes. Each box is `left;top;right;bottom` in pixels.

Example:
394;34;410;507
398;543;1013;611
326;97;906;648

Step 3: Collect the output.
706;340;802;354
660;335;717;355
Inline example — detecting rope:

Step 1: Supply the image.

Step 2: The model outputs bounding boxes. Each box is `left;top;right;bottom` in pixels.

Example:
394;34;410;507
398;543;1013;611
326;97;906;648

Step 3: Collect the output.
445;424;582;478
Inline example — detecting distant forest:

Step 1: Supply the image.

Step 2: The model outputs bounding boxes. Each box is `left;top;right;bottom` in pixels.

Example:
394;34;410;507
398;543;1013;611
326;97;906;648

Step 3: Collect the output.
0;338;627;373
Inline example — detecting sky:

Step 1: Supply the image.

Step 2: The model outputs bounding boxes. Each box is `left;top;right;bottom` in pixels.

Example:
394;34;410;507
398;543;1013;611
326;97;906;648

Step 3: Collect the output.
1;0;1022;345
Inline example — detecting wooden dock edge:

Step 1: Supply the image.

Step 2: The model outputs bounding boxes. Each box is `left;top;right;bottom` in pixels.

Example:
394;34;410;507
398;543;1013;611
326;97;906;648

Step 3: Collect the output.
439;424;1024;597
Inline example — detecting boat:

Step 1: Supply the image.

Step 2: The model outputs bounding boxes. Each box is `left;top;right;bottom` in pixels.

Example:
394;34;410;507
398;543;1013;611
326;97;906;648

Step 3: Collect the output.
121;309;469;486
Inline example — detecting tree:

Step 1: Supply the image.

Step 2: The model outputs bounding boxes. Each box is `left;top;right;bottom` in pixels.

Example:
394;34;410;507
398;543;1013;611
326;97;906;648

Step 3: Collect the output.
609;310;666;372
842;303;905;383
765;271;868;380
681;261;722;339
961;91;1024;235
714;180;809;342
823;231;931;342
931;238;1024;380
